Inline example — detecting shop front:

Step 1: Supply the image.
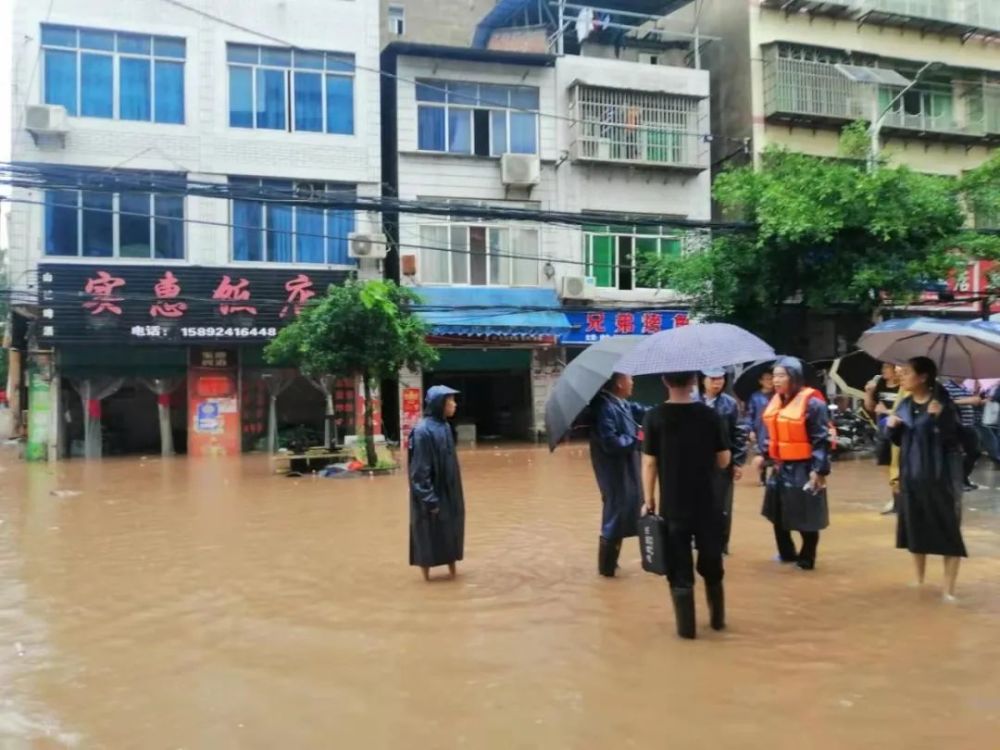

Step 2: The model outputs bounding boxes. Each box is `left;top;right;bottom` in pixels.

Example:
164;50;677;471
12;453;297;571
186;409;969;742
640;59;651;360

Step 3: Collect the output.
36;262;351;459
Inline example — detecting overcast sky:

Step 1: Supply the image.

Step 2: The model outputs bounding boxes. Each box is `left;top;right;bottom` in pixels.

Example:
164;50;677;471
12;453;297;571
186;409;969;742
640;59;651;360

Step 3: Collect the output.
1;0;12;255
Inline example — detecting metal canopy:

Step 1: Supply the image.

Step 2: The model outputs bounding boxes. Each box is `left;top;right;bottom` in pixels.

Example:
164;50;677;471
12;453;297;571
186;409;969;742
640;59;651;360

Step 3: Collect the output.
834;63;910;87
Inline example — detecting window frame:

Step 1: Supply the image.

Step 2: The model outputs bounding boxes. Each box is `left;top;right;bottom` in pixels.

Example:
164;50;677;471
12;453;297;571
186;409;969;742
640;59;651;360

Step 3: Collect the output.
418;220;541;286
388;5;405;36
582;224;682;291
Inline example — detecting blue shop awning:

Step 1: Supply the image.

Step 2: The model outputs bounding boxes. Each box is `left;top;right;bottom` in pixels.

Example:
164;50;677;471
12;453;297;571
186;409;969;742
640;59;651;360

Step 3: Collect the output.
411;287;571;340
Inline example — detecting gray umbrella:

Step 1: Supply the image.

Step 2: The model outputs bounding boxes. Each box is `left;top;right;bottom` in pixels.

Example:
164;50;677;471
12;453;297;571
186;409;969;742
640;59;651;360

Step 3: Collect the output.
545;335;645;452
616;323;775;376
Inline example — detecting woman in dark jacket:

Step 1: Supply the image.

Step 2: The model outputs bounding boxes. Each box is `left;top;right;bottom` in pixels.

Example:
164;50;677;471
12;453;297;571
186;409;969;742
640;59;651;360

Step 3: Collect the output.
887;357;967;601
409;385;466;581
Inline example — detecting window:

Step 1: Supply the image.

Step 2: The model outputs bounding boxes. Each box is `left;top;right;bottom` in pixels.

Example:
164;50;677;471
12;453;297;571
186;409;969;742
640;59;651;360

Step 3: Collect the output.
230;178;356;264
416;79;539;155
583;225;682;290
227;44;355;134
419;222;539;285
388;5;405;36
41;24;185;123
44;178;185;259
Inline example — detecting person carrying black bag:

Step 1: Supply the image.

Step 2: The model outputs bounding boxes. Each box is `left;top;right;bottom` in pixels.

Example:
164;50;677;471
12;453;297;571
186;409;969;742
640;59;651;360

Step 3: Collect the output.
642;371;732;640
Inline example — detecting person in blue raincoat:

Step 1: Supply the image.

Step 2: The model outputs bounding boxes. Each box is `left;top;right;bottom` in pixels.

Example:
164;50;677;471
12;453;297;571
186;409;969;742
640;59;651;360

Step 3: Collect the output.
760;357;831;570
589;372;647;577
409;386;466;581
745;368;774;486
699;368;748;554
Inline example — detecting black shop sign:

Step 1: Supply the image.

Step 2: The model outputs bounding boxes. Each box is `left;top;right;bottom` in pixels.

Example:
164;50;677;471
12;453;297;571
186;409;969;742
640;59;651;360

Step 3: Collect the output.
37;263;351;345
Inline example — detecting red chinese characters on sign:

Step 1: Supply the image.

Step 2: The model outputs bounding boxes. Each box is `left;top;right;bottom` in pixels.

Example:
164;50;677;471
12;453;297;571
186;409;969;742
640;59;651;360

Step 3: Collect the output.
150;271;188;318
674;313;689;327
640;312;663;335
586;312;606;334
82;271;126;316
614;313;635;334
212;275;257;316
280;274;317;319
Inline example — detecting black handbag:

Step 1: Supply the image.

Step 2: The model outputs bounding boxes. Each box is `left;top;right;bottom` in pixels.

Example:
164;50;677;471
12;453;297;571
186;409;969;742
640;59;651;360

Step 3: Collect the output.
638;513;668;576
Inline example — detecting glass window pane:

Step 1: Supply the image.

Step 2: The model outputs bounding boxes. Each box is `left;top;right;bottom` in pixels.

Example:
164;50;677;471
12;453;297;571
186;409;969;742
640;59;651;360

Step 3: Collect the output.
82;192;113;257
509;112;537;154
44;190;79;256
233;200;263;261
120;57;152;121
44;50;77;114
294;72;322;131
510;87;539;109
469;226;487;285
512;229;539;286
635;237;659;287
327;208;354;264
42;25;77;47
153;37;186;59
295;50;324;70
261;48;291;67
589;234;614;288
488;228;510;285
256;68;286;130
154;61;184;123
227;44;258;64
266;205;294;262
119;192;151;258
228;66;253;127
420;225;450;283
416;80;445;103
451;225;470;284
417;106;445;150
448;109;472;153
296;206;324;263
80;30;114;51
490;110;507;156
326;53;354;73
81;54;113;117
117;33;151;55
448;81;478;106
154;195;184;259
480;84;508;108
325;75;354;134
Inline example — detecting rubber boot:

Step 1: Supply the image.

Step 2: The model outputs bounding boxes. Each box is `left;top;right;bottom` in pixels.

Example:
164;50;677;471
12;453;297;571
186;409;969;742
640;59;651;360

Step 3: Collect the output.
706;582;725;631
670;588;697;639
609;539;622;573
598;537;615;577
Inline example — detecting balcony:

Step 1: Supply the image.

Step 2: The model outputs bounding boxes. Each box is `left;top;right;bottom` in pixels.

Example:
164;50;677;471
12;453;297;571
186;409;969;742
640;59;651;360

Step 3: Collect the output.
760;0;856;15
568;84;709;172
761;0;1000;38
763;54;1000;143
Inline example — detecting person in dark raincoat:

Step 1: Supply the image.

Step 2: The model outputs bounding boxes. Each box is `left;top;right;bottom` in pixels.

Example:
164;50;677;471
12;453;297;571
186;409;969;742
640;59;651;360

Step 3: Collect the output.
887;357;967;601
745;368;774;486
760;357;831;570
699;368;748;554
409;386;466;581
589;372;647;577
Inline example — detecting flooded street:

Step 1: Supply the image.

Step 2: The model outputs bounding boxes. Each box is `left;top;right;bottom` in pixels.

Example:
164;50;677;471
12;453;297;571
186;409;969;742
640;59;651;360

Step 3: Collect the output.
1;445;998;749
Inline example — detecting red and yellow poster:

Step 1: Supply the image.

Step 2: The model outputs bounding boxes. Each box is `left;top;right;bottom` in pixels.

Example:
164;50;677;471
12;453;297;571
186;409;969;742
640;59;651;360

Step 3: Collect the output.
401;387;423;444
188;348;240;457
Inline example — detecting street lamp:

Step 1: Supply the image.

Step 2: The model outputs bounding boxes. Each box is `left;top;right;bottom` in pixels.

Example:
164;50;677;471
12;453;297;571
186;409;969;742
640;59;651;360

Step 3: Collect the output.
867;61;945;172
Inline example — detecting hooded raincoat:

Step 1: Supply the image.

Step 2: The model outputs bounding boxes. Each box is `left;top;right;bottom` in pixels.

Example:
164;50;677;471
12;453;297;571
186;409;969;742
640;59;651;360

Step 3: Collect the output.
701;384;748;552
589;390;647;540
760;358;831;533
408;386;466;568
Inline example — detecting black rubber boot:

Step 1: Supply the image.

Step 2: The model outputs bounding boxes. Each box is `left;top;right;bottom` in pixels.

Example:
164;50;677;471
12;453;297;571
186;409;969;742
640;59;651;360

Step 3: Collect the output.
670;588;697;639
609;539;622;573
598;537;615;577
706;582;725;631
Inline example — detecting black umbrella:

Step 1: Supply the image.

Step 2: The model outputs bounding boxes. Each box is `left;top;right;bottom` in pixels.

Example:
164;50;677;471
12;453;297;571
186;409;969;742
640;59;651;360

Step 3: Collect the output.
829;350;883;397
733;358;820;403
545;336;644;452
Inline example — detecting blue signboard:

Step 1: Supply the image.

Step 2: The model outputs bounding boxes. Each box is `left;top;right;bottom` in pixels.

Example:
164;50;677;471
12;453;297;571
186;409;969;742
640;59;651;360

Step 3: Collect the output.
562;309;688;345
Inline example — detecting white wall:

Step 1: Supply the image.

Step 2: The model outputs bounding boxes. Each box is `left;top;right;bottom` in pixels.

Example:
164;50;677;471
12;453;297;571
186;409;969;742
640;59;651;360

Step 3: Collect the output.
8;0;382;287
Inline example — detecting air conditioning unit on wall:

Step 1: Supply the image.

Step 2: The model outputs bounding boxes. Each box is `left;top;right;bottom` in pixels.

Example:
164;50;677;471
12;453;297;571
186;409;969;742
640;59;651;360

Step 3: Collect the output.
348;232;388;260
25;104;68;146
501;153;541;187
560;275;597;300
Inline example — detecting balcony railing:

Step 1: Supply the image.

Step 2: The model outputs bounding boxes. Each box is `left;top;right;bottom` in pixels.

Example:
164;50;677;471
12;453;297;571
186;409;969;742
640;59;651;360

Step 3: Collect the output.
569;84;708;171
763;56;1000;140
762;0;1000;35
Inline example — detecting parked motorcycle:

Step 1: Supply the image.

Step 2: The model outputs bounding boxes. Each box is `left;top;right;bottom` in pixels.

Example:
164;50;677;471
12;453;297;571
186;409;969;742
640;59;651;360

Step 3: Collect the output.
828;404;877;458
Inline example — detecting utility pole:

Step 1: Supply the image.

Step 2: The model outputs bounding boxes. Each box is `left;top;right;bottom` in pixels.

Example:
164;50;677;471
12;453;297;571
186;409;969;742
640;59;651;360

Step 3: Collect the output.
868;61;941;173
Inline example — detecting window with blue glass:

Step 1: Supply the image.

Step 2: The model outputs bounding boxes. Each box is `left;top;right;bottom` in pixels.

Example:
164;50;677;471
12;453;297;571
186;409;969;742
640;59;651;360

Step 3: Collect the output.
227;45;354;134
44;176;185;259
230;178;356;264
416;80;539;156
41;24;185;123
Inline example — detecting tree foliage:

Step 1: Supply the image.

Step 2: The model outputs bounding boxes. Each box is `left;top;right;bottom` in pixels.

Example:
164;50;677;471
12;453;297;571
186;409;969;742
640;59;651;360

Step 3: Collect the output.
265;280;437;467
642;147;1000;342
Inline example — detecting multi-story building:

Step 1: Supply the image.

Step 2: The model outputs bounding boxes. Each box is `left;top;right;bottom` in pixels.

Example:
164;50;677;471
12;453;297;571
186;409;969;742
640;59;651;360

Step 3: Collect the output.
7;0;382;459
379;0;497;47
382;2;713;443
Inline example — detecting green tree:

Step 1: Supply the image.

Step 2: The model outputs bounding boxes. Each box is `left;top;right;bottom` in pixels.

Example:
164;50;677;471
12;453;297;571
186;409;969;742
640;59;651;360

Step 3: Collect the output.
641;147;998;342
265;279;437;468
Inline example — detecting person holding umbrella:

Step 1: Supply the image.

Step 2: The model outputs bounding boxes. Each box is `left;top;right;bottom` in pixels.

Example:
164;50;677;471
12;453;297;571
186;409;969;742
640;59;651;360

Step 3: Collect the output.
760;357;831;570
699;368;748;554
886;357;967;601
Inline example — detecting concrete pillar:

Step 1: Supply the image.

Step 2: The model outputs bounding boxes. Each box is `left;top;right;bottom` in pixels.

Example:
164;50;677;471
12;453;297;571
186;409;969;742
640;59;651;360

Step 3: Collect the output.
531;347;563;443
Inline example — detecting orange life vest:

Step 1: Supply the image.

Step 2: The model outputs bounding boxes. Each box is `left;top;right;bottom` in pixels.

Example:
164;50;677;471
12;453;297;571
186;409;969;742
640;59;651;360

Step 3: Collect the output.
763;387;824;462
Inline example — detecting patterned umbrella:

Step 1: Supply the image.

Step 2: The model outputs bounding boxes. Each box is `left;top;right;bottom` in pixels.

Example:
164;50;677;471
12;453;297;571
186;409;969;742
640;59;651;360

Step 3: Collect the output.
615;323;775;377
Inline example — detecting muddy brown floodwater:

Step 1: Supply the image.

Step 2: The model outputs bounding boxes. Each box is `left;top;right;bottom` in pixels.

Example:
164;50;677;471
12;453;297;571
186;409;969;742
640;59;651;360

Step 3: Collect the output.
0;445;999;749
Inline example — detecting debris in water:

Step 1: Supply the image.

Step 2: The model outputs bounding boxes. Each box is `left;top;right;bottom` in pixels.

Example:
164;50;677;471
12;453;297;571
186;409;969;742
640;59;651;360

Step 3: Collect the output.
50;490;81;498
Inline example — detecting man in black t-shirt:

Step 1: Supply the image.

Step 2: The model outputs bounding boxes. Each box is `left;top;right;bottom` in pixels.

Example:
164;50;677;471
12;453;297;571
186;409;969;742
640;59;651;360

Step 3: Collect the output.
642;371;731;640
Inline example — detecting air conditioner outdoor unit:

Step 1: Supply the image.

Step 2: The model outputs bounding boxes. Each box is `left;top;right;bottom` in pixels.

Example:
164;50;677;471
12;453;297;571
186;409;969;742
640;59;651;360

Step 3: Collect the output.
348;232;388;260
560;275;597;300
501;153;541;187
25;104;68;135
